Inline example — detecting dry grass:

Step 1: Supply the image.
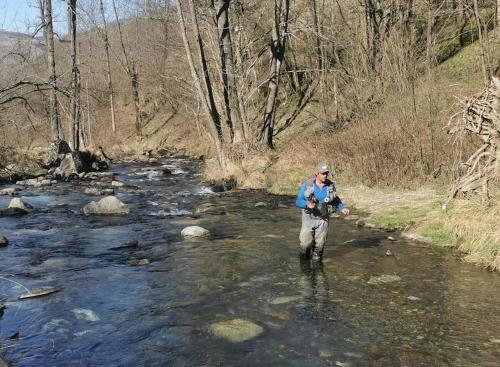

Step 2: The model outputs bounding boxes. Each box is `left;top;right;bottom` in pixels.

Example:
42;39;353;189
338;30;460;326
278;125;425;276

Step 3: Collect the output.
446;194;500;271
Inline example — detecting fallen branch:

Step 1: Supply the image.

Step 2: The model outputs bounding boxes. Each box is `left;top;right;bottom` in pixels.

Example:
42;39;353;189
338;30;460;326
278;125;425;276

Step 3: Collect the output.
446;78;500;203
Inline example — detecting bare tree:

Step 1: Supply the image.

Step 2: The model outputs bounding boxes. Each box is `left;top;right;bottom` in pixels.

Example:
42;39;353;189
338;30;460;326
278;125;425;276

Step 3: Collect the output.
213;0;246;143
98;0;117;136
111;0;142;137
42;0;61;141
68;0;81;150
260;0;290;149
176;0;225;167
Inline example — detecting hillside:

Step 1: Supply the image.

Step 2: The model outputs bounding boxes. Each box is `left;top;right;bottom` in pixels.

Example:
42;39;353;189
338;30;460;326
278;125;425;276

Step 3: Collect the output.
0;29;44;66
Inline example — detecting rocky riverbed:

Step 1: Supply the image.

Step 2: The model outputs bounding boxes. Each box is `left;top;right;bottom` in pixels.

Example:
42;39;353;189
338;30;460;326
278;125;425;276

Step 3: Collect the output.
0;157;499;366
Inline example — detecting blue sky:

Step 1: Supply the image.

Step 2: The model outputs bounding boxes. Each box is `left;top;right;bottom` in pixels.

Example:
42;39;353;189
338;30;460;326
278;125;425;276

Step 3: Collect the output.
1;0;66;34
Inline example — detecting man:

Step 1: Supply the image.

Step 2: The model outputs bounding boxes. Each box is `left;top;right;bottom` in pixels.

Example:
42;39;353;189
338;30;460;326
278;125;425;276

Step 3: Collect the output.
295;163;350;261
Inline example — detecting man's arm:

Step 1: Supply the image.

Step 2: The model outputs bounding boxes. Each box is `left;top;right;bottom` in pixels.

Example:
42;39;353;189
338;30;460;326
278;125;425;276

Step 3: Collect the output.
295;184;308;208
332;196;349;215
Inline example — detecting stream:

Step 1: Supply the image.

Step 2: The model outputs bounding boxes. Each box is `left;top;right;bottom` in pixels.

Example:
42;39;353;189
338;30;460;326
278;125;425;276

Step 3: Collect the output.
0;157;499;366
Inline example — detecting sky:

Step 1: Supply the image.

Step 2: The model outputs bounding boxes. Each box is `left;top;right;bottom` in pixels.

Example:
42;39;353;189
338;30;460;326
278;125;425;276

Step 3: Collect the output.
0;0;66;34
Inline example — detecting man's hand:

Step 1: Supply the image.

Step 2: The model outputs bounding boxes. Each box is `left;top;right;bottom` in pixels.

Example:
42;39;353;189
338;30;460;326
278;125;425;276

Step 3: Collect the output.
341;208;350;216
306;201;315;209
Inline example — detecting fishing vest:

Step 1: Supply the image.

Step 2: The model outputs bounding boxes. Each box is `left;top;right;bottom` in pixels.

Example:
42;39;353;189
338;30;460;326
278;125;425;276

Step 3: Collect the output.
304;178;337;217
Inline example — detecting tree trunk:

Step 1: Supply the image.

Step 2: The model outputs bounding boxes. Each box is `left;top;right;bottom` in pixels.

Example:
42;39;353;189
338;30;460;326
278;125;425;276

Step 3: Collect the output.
186;0;223;141
498;0;500;29
309;0;322;71
214;0;245;143
111;0;142;138
426;0;434;75
43;0;61;141
68;0;80;151
176;0;225;168
131;65;142;137
99;0;117;136
260;0;290;149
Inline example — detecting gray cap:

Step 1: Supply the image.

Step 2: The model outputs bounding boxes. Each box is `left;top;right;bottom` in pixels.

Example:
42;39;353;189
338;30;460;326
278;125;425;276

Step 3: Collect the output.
315;163;329;174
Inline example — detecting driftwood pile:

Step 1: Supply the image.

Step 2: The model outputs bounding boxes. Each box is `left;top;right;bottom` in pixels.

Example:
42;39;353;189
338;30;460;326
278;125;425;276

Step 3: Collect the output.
447;78;500;203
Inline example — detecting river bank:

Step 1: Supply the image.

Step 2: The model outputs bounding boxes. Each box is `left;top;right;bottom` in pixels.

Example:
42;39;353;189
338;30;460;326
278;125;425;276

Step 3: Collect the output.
268;175;500;272
2;146;499;272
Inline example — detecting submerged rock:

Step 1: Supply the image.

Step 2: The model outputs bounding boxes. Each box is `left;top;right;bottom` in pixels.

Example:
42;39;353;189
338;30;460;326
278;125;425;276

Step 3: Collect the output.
83;187;115;196
73;308;100;322
195;203;215;214
127;258;150;266
0;236;8;247
8;197;33;211
195;203;226;215
270;295;302;305
83;196;130;216
181;226;210;238
0;207;30;217
254;202;267;208
209;319;263;342
367;274;402;285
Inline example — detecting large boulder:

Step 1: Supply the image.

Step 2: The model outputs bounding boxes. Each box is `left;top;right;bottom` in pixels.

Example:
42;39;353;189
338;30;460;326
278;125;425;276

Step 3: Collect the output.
202;176;237;193
83;196;130;216
47;139;72;167
181;226;210;238
59;152;84;178
8;197;33;211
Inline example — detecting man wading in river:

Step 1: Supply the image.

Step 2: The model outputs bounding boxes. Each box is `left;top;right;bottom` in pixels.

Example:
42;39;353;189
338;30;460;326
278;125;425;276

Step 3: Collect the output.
295;163;350;261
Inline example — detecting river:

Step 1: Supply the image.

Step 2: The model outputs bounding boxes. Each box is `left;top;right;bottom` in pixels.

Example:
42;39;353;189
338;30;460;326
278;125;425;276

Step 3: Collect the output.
0;157;499;366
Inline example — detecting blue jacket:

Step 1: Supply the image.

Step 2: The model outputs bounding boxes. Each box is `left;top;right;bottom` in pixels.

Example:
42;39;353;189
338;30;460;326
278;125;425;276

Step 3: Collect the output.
295;178;345;212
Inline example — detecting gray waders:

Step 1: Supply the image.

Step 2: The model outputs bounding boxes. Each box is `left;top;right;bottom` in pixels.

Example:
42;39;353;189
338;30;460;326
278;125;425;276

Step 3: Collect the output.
299;209;329;260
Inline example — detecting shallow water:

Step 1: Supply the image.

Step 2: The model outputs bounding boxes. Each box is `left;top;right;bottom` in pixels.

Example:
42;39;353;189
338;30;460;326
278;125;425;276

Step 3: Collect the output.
1;158;499;366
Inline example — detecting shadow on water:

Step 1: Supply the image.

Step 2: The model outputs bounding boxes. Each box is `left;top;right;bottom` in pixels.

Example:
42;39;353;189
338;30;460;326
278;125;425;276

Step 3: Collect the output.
0;158;499;367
